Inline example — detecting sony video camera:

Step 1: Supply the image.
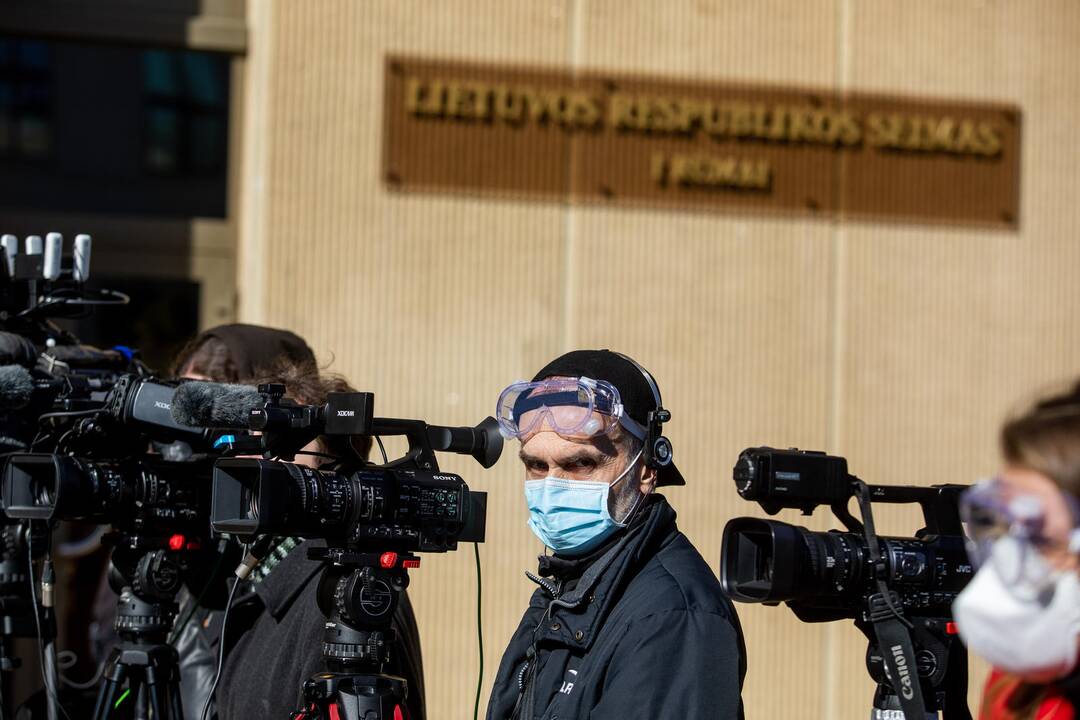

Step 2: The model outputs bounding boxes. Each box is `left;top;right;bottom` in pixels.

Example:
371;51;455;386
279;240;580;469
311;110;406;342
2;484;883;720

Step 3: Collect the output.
170;381;498;552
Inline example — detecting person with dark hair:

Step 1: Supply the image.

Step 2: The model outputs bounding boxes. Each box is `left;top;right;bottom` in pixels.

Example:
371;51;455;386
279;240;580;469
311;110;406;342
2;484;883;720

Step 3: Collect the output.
953;383;1080;720
486;350;745;719
162;324;424;720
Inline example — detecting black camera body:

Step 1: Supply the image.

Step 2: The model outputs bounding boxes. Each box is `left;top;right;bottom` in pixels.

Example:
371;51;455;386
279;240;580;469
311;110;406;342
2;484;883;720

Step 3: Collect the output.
2;453;210;535
722;447;974;719
722;447;972;622
206;389;497;553
212;458;485;552
1;372;219;538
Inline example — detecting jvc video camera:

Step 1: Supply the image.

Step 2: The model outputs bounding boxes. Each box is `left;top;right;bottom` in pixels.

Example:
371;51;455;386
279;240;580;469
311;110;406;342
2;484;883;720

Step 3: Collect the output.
722;448;972;621
721;447;973;720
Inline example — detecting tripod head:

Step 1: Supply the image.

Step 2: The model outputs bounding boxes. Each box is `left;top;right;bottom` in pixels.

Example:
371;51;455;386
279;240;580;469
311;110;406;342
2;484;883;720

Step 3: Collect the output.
858;615;970;720
104;532;194;643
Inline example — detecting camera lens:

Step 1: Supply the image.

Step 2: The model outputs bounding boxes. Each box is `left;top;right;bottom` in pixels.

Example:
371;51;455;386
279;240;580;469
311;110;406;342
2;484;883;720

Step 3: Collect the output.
732;451;759;499
35;479;55;507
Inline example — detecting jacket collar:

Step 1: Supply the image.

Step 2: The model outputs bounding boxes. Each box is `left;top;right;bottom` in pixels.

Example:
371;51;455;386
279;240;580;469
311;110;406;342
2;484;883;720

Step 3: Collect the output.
253;539;324;619
526;495;678;651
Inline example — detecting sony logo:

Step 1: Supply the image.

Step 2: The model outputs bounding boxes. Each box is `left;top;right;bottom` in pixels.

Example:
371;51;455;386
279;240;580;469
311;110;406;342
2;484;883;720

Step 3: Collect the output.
890;645;914;699
154;401;171;411
336;410;355;417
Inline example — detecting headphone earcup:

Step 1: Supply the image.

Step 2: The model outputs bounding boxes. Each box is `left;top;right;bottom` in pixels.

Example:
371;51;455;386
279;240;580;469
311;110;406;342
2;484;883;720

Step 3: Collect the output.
650;436;673;468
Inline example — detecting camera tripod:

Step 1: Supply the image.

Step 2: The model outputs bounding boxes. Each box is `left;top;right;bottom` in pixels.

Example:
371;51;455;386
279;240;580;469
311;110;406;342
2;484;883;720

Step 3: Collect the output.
858;615;970;720
290;547;413;720
0;522;53;720
91;535;185;720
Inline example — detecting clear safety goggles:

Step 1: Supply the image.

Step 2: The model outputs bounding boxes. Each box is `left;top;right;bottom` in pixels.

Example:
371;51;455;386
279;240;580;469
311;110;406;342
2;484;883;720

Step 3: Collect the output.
960;477;1080;583
496;376;647;441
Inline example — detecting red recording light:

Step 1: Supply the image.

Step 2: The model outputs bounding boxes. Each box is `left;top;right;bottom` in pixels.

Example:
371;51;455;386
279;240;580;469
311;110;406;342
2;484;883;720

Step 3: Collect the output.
946;622;959;635
168;534;185;551
394;705;403;720
380;552;398;569
403;559;421;569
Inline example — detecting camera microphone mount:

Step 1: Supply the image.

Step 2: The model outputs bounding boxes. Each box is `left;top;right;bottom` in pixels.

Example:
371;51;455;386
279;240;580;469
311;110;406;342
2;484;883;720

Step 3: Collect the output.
291;547;417;720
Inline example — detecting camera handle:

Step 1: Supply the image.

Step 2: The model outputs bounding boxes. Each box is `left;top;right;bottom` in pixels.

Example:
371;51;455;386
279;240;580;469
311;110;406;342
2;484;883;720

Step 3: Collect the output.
290;547;413;720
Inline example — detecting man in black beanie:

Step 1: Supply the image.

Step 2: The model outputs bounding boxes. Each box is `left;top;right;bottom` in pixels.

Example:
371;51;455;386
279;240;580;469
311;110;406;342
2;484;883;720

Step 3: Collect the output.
486;350;745;719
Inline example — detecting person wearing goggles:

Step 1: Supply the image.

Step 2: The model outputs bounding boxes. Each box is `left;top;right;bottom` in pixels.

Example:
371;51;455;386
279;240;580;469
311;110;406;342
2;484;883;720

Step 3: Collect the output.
486;350;745;720
953;385;1080;719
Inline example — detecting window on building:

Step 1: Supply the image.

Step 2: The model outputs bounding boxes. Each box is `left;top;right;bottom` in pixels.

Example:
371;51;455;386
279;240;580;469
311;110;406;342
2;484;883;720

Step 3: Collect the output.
0;38;53;161
143;49;229;176
0;35;230;218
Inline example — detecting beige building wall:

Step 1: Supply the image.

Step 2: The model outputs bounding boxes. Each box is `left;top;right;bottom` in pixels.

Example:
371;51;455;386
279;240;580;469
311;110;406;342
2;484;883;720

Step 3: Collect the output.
235;1;1080;718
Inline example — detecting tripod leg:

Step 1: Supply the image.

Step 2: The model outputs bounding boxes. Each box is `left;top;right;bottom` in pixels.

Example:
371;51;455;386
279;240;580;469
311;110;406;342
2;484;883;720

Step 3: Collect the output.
145;664;165;720
169;670;184;720
135;681;150;720
92;663;128;720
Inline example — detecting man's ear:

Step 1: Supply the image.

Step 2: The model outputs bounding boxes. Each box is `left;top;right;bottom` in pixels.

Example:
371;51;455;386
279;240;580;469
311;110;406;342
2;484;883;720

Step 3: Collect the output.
639;465;658;495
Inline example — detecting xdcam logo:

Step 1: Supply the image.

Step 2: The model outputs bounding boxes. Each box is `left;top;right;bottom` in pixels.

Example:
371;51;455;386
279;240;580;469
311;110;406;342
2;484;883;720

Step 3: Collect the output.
336;410;355;417
154;401;171;411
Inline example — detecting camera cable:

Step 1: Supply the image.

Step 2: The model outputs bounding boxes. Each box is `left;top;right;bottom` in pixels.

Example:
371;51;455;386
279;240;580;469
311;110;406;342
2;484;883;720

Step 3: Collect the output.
168;538;230;646
201;540;262;720
26;529;71;720
473;542;483;720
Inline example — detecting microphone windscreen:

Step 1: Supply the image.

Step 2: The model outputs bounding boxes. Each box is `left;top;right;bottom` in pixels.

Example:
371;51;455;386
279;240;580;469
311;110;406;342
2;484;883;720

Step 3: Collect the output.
0;365;34;410
171;381;265;428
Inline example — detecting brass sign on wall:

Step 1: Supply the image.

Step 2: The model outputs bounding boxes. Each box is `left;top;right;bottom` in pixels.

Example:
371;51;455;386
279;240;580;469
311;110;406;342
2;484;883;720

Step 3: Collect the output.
382;56;1021;228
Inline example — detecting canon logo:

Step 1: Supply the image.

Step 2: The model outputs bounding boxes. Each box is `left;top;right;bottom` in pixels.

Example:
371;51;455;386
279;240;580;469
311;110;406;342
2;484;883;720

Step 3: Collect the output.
890;645;914;699
337;410;355;417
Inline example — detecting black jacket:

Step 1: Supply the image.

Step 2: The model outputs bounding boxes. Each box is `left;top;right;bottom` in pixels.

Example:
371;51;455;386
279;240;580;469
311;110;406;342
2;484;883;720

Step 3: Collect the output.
486;497;745;720
176;540;425;720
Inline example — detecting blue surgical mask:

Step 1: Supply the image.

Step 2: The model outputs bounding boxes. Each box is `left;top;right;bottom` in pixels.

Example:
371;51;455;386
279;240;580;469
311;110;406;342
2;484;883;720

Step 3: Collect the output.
524;451;644;556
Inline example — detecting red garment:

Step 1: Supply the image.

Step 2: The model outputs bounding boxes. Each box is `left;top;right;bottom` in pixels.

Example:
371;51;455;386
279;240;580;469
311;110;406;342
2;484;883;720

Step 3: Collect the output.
980;670;1076;720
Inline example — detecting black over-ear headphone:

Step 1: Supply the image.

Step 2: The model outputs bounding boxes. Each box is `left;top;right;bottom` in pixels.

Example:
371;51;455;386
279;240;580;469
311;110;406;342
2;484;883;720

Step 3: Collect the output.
613;352;673;471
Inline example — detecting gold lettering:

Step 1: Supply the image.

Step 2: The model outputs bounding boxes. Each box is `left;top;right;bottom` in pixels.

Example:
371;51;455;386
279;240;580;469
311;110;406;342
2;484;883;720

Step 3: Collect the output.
866;112;902;147
730;102;756;137
952;119;981;154
658;153;770;191
609;94;639;130
571;92;602;128
405;77;445;116
976;121;1002;157
491;85;526;125
834;112;863;146
446;82;491;120
928;116;956;152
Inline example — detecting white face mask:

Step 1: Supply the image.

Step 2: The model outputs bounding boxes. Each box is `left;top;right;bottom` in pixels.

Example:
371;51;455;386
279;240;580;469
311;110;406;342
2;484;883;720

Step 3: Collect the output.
952;535;1080;679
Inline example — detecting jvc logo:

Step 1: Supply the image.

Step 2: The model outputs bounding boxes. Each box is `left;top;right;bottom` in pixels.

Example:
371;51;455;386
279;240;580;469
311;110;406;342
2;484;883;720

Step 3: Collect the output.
154;401;171;411
889;645;914;699
336;410;355;417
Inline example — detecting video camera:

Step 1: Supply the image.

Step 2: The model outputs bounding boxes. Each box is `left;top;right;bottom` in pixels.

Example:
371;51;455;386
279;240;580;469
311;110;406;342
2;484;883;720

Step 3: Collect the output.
169;381;496;551
1;373;218;529
170;379;500;719
721;447;973;720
